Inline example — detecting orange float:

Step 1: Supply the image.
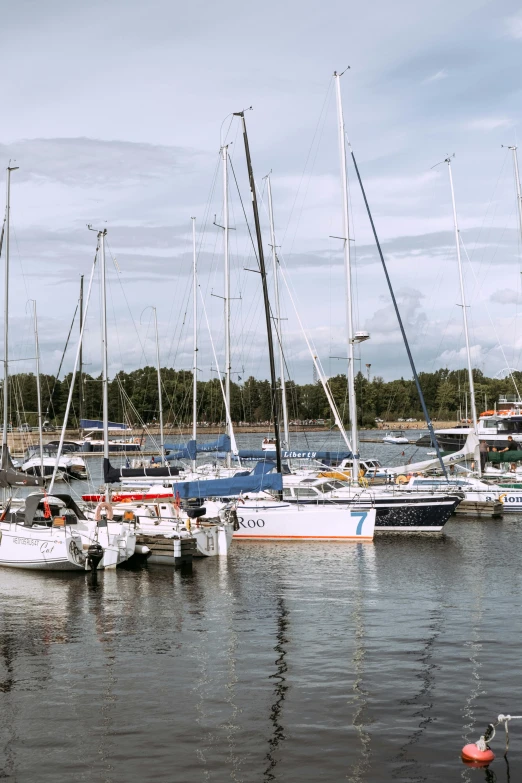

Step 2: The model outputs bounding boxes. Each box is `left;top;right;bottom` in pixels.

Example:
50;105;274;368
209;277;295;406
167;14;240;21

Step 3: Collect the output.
461;743;494;765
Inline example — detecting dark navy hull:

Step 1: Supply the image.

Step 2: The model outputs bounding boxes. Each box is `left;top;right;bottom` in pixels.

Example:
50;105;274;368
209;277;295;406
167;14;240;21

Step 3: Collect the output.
287;494;460;532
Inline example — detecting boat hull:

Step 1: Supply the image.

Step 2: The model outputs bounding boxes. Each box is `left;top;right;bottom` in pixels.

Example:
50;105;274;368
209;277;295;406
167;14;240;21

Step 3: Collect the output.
284;495;459;532
0;525;86;570
233;503;375;540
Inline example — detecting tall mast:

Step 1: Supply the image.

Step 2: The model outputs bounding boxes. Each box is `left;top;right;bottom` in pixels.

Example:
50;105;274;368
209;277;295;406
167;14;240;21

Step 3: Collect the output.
222;144;232;468
508;146;522;251
446;158;478;435
191;216;197;471
152;306;164;464
32;301;44;479
3;166;18;448
266;175;289;448
234;111;282;477
49;242;98;493
99;229;109;495
79;274;84;427
334;71;359;480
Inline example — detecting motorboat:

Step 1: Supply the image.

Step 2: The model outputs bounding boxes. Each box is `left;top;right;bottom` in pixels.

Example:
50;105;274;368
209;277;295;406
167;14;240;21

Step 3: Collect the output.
415;396;522;452
21;445;68;480
398;471;522;512
382;431;409;445
21;445;87;480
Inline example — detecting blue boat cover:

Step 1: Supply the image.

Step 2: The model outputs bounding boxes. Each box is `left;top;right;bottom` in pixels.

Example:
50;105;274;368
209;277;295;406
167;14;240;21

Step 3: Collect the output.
80;418;130;430
164;434;231;455
252;460;276;475
236;449;353;461
172;472;283;499
164;440;197;461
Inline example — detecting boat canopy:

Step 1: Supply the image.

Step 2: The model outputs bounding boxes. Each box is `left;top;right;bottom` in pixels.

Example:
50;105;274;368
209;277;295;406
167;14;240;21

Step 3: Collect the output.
103;458;181;483
164;440;197;462
80;418;130;431
487;450;522;464
172;471;283;500
0;444;43;488
232;449;353;462
164;434;230;456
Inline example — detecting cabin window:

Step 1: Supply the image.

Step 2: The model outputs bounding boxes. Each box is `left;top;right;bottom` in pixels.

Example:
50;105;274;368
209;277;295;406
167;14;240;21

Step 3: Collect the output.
295;488;319;499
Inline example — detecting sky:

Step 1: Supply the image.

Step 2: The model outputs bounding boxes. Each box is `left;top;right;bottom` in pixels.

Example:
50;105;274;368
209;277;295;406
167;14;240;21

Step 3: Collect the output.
2;0;522;387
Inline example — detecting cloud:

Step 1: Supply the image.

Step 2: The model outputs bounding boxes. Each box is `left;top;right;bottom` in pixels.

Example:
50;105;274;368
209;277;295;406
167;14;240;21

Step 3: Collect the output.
436;344;485;366
0;137;204;187
503;12;522;40
424;69;448;84
467;117;514;131
490;288;522;305
363;287;427;344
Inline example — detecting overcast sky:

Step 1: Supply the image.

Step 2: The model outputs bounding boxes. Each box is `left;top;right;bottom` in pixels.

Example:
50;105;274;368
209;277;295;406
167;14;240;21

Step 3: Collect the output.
2;0;522;386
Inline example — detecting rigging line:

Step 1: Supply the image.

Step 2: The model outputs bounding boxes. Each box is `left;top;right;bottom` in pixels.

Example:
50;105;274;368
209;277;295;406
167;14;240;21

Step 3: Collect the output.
164;152;221;373
280;78;333;249
349;148;447;475
228;156;259;265
105;238;150;370
9;221;32;307
198;282;239;456
469;148;509;260
460;235;521;399
44;301;79;420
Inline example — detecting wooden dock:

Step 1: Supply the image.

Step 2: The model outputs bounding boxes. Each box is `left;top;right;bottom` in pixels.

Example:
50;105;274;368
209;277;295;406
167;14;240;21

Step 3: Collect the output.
454;500;503;518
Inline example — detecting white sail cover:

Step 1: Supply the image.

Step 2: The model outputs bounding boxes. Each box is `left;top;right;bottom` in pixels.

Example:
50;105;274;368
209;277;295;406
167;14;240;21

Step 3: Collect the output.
383;433;480;476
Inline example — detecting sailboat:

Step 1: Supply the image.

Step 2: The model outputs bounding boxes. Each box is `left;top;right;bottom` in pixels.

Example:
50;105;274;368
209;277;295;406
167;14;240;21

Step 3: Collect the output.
0;166;96;570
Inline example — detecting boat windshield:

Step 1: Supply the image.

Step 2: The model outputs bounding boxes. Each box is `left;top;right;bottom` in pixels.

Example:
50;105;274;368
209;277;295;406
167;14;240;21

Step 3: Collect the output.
315;480;346;493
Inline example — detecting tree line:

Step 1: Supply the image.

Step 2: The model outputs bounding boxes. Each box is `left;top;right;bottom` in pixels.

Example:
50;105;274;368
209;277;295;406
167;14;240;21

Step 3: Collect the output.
5;366;519;429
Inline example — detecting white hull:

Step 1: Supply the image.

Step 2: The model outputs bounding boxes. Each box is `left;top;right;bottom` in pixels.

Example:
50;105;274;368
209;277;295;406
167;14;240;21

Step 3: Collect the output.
0;524;86;570
232;502;376;540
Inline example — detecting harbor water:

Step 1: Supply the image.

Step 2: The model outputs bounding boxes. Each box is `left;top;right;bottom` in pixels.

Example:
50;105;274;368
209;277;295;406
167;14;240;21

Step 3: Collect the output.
0;432;519;781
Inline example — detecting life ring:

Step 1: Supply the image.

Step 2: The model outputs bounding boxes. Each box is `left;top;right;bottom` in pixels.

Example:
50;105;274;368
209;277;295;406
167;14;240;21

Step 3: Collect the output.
94;501;113;521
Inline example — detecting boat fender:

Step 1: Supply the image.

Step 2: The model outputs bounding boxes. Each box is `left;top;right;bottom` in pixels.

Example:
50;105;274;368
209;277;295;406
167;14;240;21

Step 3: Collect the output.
94;501;114;521
187;506;206;519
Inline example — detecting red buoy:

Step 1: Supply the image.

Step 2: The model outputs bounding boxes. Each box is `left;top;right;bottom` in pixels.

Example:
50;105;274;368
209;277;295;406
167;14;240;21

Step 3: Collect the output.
461;743;495;765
